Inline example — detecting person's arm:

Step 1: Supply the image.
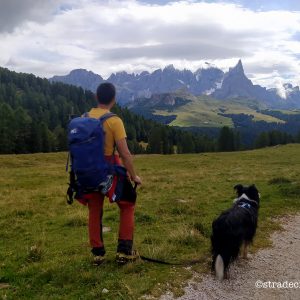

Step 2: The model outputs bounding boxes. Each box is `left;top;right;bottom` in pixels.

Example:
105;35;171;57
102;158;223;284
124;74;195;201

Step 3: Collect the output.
116;138;142;185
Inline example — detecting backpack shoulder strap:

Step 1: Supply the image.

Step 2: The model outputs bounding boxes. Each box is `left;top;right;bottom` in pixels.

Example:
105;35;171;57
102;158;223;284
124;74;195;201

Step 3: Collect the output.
99;112;118;158
99;112;117;124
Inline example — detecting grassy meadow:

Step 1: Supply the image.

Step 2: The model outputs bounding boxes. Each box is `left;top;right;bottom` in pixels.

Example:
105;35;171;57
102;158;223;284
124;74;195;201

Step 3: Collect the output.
1;144;300;299
153;96;284;127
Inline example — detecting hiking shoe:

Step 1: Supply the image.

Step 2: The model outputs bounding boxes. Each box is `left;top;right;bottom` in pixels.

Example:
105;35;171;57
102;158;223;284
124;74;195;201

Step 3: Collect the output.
91;247;105;265
116;250;139;265
93;255;105;266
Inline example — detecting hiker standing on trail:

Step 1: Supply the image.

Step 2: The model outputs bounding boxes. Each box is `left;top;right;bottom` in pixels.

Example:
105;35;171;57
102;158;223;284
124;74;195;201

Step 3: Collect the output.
67;83;142;265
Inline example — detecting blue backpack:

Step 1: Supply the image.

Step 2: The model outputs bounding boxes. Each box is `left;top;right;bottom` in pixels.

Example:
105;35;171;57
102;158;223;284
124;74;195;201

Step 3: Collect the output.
66;112;116;203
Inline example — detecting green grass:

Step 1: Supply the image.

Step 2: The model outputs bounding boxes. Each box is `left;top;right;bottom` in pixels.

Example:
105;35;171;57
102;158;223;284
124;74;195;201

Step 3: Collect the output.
1;145;300;299
272;109;300;115
153;96;285;127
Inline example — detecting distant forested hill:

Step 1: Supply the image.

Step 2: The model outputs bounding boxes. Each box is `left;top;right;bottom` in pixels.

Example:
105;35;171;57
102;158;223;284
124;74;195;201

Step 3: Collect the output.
0;67;214;154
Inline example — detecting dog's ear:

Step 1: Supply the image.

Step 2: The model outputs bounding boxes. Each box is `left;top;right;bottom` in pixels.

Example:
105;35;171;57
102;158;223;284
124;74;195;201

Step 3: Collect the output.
248;184;258;193
248;184;260;201
234;184;244;196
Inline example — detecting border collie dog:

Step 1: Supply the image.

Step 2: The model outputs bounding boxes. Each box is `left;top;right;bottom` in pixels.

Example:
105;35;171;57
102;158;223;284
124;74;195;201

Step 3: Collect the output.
211;184;260;280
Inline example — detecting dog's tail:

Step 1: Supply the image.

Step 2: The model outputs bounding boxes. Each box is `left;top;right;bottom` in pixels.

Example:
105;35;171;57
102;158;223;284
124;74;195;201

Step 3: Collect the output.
214;254;224;280
211;218;242;277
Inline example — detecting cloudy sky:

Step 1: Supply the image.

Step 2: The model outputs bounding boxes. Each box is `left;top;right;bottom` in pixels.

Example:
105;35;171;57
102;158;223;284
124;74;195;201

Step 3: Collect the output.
0;0;300;89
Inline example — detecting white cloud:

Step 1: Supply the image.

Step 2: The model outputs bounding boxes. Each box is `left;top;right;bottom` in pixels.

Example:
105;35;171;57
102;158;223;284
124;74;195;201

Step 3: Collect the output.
0;0;300;88
0;0;69;32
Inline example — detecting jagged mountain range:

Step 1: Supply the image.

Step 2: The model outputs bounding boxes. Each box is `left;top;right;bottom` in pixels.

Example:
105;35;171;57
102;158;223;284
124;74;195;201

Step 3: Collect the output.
49;60;300;109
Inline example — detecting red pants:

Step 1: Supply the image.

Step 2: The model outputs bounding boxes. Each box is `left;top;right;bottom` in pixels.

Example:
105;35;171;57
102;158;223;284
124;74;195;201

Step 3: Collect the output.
86;193;135;248
80;155;135;249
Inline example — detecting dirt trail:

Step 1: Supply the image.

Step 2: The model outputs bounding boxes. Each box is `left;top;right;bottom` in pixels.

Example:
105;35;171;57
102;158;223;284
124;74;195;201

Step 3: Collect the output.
161;214;300;300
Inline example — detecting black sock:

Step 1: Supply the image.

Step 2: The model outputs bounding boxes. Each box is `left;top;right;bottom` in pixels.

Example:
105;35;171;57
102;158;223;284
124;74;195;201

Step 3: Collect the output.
91;247;106;256
117;240;133;255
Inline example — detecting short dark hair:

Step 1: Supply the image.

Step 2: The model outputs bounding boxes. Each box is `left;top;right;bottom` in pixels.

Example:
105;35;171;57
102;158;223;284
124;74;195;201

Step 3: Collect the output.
96;82;116;105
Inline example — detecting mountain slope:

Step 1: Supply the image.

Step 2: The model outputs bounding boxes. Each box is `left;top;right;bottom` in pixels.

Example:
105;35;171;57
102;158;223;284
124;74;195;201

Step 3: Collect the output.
129;91;285;128
211;60;289;108
212;60;267;99
49;61;300;108
50;69;104;92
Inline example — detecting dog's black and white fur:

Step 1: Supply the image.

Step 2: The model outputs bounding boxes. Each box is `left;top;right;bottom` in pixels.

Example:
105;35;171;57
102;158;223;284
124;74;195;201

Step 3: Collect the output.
211;184;260;280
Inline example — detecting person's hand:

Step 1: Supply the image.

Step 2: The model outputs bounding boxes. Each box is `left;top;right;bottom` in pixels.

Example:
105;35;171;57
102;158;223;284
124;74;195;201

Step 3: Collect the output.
132;175;142;185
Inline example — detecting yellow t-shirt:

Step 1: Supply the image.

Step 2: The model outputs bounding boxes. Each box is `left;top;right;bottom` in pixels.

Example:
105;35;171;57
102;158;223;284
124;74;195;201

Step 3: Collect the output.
88;108;127;156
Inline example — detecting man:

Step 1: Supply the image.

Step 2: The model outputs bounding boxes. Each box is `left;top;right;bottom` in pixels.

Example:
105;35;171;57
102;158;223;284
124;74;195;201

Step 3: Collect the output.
81;82;142;265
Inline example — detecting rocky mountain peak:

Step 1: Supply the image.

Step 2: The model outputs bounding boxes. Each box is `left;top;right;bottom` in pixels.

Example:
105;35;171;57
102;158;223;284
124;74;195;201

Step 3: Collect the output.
164;64;176;71
228;59;244;75
70;68;89;75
